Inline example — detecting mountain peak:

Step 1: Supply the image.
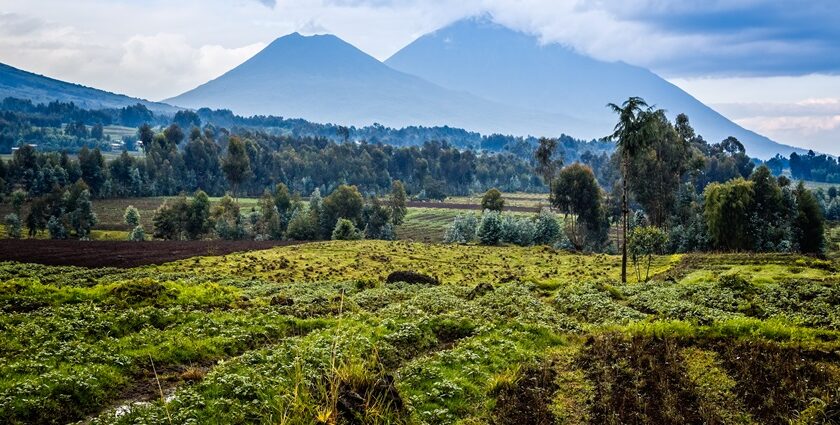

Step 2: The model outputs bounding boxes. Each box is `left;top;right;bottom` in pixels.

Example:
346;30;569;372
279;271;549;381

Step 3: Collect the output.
386;20;805;159
218;31;383;80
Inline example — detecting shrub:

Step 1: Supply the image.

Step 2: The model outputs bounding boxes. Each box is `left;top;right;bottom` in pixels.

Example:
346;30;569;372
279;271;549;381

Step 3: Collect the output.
532;208;560;245
47;216;67;239
4;213;21;239
332;218;362;240
501;215;535;246
444;214;478;244
129;225;145;241
477;210;503;245
123;205;140;228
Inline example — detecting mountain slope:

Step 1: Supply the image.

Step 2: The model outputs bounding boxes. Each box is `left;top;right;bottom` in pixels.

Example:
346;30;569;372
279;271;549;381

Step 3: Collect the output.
0;62;176;113
165;32;586;136
386;18;805;159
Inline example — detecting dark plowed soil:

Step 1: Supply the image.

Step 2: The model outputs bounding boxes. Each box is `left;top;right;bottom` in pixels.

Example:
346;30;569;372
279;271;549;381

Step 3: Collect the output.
0;240;304;268
406;200;541;213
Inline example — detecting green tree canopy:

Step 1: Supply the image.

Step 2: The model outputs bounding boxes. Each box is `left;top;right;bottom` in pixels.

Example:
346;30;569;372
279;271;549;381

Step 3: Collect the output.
703;178;755;251
552;163;607;250
794;181;825;254
481;188;505;212
389;180;408;226
322;185;364;234
222;137;252;200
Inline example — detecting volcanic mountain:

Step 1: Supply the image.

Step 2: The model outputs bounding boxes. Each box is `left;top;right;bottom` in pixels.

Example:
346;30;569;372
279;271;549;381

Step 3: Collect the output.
386;17;804;158
0;62;176;112
165;32;584;136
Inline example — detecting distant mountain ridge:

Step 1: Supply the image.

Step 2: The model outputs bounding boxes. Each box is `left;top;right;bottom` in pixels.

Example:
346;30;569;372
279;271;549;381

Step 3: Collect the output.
0;62;177;113
0;19;809;159
385;17;806;159
165;32;587;137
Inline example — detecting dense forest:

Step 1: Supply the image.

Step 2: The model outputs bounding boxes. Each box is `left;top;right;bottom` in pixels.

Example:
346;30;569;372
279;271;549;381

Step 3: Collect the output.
0;127;541;200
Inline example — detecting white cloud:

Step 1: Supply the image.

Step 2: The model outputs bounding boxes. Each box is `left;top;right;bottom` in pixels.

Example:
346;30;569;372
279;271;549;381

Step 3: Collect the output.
118;34;265;99
735;115;840;156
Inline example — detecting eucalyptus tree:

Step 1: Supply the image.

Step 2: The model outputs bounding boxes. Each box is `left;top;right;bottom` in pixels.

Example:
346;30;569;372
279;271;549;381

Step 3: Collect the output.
535;137;560;204
606;97;653;283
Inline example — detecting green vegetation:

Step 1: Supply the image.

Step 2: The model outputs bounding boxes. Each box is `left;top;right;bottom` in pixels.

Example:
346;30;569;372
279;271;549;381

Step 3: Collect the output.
1;241;839;424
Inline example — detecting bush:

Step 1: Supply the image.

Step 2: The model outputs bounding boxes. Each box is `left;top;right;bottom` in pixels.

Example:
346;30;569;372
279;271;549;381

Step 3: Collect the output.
501;215;535;246
129;225;145;241
444;214;478;244
332;218;362;240
4;213;21;239
47;216;67;240
532;208;560;245
123;205;140;228
477;210;503;245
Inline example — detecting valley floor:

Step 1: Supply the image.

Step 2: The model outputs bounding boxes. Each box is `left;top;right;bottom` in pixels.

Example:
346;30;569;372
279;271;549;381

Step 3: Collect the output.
1;241;839;424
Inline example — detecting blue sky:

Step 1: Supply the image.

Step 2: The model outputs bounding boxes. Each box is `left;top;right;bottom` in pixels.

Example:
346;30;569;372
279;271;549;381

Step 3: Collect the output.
0;0;838;153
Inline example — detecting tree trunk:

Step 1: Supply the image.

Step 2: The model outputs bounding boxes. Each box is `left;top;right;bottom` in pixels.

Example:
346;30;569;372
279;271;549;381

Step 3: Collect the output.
621;156;628;284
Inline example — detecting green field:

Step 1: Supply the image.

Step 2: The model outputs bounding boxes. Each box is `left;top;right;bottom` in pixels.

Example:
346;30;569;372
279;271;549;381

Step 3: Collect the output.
1;240;839;424
444;192;550;209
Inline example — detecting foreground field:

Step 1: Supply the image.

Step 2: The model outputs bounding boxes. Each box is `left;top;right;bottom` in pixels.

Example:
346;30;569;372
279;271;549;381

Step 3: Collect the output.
1;241;839;424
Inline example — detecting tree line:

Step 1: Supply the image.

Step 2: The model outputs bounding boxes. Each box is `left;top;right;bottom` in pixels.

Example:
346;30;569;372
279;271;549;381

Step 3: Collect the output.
0;97;612;162
439;98;828;284
123;182;407;243
532;97;826;283
0;122;545;205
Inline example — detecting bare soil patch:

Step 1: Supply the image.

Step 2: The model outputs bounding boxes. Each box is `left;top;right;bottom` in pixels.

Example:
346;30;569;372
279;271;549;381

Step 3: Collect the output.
0;239;303;268
406;200;540;213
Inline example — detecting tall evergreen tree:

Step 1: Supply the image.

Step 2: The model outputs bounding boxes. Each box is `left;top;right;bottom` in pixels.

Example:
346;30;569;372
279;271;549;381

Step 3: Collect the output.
222;137;252;200
389;180;408;226
606;97;653;281
793;182;825;254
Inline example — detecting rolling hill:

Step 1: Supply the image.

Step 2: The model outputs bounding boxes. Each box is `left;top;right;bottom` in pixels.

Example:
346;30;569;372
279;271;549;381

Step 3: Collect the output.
0;62;177;113
165;32;586;136
386;17;806;159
